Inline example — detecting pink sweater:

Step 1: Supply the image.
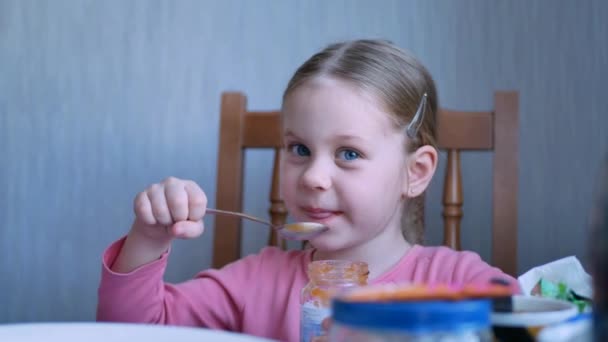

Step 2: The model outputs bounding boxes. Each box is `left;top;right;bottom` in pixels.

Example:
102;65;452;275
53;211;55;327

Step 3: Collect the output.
97;238;519;341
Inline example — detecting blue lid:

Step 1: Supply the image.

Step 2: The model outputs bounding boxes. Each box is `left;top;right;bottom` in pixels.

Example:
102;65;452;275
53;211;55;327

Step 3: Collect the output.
332;298;491;333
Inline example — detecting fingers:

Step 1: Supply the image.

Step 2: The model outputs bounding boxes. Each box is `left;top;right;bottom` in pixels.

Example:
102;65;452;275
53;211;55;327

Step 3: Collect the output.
171;220;205;239
184;180;207;221
165;178;189;222
133;191;155;225
134;177;207;228
148;183;173;226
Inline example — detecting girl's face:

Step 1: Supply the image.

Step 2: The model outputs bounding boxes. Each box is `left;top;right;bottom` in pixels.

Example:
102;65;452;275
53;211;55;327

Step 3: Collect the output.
280;76;410;252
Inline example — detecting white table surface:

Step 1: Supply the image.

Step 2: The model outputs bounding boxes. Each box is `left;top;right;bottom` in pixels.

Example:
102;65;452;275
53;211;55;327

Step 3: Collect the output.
0;322;277;342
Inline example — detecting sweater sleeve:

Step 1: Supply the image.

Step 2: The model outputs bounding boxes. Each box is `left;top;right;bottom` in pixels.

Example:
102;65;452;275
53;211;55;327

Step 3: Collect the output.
438;247;521;293
96;237;262;331
404;246;520;293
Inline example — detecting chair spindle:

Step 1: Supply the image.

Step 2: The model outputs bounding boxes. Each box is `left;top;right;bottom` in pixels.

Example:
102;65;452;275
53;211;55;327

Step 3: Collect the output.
443;149;463;250
268;148;287;249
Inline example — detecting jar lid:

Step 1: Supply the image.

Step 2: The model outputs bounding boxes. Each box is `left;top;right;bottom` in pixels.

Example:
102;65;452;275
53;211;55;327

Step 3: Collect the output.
332;298;491;333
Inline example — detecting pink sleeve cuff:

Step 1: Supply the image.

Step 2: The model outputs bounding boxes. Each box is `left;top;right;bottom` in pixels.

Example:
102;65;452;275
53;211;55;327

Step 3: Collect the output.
101;236;170;278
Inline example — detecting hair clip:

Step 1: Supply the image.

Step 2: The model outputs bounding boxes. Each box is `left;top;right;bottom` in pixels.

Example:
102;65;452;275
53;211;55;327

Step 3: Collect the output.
406;93;427;139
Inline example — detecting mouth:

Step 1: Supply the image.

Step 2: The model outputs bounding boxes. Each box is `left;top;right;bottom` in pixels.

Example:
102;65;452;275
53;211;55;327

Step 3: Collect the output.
300;207;343;222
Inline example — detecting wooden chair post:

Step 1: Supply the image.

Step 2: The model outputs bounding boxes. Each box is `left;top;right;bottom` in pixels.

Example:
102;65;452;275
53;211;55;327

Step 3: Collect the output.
213;92;286;269
492;91;519;276
212;93;246;269
442;149;463;250
268;148;287;249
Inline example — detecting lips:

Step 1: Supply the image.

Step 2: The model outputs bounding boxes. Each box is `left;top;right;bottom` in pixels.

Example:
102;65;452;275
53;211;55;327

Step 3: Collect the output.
300;207;342;221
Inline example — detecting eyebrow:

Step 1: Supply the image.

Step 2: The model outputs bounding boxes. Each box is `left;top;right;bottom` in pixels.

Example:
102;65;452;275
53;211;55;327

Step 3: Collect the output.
284;131;369;144
283;131;299;140
333;134;367;143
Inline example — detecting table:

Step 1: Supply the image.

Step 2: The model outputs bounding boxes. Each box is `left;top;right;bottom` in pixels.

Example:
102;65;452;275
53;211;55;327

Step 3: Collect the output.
0;322;276;341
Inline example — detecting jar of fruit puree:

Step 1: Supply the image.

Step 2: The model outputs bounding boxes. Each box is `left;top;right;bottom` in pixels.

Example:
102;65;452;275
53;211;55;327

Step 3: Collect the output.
300;260;369;342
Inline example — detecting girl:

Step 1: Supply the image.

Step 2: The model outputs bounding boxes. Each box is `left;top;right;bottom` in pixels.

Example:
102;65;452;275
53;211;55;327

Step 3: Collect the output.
97;39;518;342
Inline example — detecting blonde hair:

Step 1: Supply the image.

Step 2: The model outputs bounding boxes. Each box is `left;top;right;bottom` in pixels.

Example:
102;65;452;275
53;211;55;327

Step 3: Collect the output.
282;39;438;244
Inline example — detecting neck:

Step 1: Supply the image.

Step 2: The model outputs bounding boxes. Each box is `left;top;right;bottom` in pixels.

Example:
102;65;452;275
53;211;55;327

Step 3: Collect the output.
313;228;412;280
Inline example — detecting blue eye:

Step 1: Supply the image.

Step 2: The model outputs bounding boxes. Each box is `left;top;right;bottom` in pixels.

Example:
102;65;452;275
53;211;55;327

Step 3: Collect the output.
338;149;360;161
289;144;311;157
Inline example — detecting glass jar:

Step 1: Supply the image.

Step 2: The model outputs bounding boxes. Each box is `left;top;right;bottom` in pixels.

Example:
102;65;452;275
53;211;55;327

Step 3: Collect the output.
300;260;369;342
330;298;493;342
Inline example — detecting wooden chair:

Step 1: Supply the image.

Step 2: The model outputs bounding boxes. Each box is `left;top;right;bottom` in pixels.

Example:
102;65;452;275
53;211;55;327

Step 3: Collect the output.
212;91;519;276
437;92;519;276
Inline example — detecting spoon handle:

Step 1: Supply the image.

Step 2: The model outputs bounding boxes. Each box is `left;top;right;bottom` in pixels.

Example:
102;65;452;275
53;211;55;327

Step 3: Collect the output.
205;208;275;228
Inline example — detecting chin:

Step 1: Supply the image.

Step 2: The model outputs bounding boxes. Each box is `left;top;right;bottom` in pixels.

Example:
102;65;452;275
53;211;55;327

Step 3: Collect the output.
307;235;355;254
307;236;336;252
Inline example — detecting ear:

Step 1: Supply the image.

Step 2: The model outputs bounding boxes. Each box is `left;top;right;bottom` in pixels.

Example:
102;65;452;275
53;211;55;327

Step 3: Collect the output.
403;145;438;198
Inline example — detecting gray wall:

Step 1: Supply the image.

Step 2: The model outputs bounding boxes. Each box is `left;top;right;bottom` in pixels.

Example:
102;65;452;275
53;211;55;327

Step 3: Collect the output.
1;0;606;322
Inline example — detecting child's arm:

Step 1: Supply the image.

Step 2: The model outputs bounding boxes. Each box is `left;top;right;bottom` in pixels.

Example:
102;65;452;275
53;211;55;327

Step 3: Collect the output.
450;249;521;293
98;177;247;328
112;177;207;273
97;236;253;329
413;246;521;293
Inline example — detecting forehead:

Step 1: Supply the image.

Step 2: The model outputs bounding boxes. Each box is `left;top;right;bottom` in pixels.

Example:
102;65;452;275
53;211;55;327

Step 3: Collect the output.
282;77;398;138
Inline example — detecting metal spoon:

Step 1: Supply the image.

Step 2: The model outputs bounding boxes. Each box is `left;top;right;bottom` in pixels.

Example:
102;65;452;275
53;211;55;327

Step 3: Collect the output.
205;208;328;240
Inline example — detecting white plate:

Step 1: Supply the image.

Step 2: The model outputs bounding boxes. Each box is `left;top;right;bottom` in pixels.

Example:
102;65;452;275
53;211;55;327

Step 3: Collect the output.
0;322;277;342
491;295;578;326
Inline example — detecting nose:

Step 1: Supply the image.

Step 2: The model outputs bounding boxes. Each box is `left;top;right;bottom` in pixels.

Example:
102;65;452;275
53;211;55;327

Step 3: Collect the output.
300;159;332;191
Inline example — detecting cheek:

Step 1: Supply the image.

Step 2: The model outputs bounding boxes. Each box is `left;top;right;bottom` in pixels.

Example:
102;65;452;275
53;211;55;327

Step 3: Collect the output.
340;165;405;205
279;163;298;200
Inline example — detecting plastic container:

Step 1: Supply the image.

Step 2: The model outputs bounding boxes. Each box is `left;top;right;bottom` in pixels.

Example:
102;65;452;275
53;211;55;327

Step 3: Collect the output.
491;295;578;341
330;298;493;342
300;260;368;342
537;313;593;342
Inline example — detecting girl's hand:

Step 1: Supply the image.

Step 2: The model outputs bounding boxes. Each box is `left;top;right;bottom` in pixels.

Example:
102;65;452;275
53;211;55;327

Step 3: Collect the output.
131;177;207;242
111;177;207;273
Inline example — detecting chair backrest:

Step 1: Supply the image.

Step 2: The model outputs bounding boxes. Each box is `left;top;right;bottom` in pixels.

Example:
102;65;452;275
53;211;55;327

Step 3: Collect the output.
436;92;519;276
212;91;519;276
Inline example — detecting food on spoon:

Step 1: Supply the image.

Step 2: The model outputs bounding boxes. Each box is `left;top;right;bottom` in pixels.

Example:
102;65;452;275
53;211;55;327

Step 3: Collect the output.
284;222;325;232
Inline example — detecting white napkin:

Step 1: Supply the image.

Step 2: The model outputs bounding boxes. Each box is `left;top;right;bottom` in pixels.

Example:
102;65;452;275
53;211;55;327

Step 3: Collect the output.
517;256;593;298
